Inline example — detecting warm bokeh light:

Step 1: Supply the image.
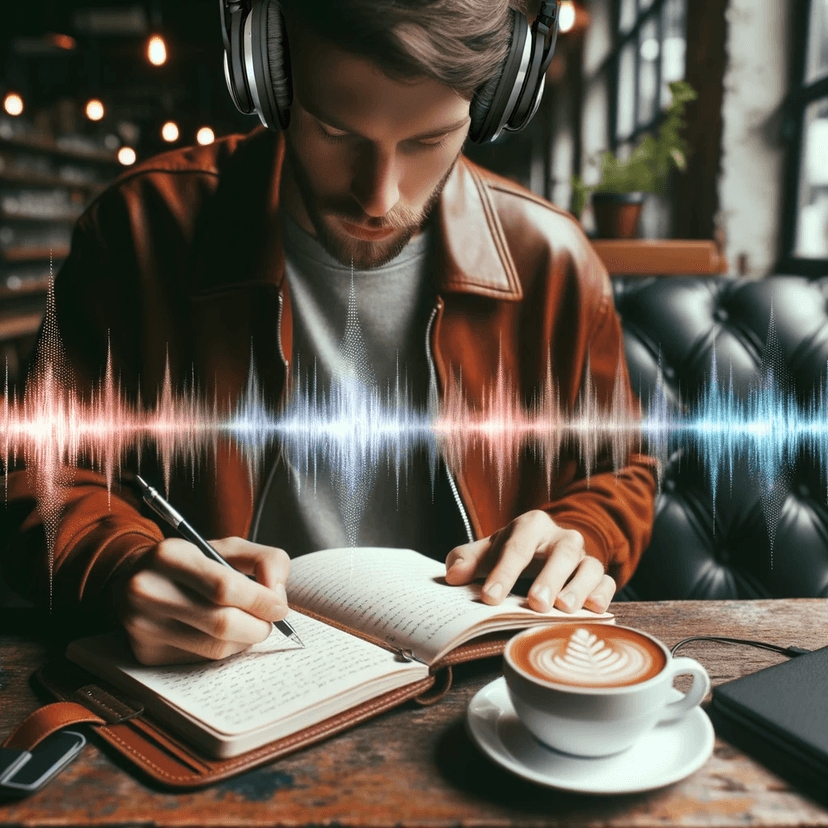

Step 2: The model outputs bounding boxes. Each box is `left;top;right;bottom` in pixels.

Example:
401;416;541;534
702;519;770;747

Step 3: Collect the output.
161;121;179;142
118;147;137;166
148;35;167;66
196;126;215;146
86;99;105;121
559;1;576;33
3;93;24;117
47;33;77;50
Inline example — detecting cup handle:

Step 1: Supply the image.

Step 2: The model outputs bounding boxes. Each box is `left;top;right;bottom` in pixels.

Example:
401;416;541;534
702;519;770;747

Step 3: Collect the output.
657;656;711;724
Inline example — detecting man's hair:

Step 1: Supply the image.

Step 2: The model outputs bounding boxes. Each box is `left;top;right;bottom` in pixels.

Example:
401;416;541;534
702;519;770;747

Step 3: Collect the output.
274;0;529;100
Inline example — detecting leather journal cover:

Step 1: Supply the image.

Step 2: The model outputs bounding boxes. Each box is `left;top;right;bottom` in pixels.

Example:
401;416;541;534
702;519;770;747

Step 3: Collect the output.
4;636;508;790
710;644;828;797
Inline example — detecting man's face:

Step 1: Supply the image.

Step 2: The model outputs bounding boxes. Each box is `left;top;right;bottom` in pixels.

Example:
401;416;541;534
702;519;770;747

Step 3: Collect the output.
280;25;471;269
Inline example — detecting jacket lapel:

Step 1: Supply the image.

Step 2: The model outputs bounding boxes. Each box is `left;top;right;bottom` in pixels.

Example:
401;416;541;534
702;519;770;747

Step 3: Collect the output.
434;158;523;301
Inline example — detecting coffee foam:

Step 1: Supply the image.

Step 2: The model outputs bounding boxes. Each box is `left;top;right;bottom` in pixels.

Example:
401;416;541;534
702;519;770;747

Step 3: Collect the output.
511;625;666;688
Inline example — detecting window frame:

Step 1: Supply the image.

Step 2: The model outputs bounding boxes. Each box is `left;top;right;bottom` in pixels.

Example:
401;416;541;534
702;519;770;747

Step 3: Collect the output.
778;0;828;275
609;0;684;152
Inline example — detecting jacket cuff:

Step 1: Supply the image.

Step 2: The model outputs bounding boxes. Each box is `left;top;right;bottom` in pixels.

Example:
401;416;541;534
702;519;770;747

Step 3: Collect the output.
76;529;161;613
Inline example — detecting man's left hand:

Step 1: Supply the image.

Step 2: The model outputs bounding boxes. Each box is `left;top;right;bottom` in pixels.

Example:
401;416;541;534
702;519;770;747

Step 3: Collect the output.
444;510;615;614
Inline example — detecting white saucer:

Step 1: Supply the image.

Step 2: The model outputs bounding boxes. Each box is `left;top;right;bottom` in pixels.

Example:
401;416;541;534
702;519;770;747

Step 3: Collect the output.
466;677;714;794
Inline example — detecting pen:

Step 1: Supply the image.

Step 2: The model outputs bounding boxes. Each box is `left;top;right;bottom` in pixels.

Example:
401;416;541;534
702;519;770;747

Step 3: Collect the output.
134;474;303;648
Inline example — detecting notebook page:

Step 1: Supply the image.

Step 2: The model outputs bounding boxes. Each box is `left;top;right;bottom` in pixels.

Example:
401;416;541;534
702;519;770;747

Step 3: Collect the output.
68;611;424;738
287;547;609;664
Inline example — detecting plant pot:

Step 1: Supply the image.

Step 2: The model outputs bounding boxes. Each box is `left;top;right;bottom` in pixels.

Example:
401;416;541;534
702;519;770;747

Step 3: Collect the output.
591;191;646;239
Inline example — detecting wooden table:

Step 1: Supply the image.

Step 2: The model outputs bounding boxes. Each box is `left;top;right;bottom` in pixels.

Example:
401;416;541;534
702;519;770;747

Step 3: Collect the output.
1;599;827;826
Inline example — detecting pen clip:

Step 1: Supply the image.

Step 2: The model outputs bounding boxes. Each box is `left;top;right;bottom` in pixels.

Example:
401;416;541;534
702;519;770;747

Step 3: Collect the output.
396;648;428;665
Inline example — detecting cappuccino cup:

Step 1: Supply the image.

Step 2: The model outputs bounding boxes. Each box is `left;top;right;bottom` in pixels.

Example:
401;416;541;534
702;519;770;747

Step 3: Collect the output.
503;623;710;757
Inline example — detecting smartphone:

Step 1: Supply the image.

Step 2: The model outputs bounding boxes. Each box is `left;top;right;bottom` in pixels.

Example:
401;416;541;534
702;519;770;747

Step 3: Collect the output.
0;730;86;796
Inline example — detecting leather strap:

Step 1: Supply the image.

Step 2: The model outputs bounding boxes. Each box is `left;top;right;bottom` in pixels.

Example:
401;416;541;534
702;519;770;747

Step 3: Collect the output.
2;702;106;751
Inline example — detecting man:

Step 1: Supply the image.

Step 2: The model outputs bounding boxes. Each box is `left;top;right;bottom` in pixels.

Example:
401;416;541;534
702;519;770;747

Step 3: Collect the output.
2;0;656;665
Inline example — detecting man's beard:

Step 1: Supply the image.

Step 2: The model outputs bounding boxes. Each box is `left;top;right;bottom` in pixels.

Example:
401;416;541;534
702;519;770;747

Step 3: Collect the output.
283;134;460;269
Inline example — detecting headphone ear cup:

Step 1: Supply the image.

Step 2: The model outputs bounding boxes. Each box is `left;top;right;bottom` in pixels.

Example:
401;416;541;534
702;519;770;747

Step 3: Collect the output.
468;73;501;144
263;0;292;129
468;10;527;145
248;0;290;130
225;1;254;114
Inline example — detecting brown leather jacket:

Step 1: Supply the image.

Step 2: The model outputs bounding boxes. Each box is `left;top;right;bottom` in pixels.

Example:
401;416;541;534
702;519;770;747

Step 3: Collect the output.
2;127;656;617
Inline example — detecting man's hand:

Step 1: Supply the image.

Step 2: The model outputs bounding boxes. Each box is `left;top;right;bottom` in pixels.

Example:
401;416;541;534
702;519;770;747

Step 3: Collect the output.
114;537;290;665
444;511;615;614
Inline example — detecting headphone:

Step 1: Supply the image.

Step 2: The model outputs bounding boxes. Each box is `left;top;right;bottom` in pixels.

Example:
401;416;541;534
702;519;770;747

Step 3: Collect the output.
219;0;561;144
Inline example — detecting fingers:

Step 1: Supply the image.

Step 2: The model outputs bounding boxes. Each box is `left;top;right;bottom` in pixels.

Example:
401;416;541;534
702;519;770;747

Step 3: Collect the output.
487;514;584;606
124;565;275;643
445;511;615;615
153;538;289;623
127;616;261;665
117;537;292;666
211;537;292;597
528;556;611;613
445;537;493;585
584;574;617;614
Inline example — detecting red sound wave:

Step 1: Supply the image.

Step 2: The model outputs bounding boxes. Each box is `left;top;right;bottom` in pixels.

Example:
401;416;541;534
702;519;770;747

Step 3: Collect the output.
435;350;644;497
6;280;646;591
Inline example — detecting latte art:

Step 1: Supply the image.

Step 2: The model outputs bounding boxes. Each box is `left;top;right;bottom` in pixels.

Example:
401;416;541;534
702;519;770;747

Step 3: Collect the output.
514;626;666;687
527;628;649;686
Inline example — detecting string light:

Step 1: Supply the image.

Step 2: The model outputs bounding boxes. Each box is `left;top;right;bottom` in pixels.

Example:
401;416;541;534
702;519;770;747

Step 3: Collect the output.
196;126;215;145
86;99;105;121
147;35;167;66
118;147;137;166
559;1;576;33
3;93;24;116
161;121;179;142
47;33;77;50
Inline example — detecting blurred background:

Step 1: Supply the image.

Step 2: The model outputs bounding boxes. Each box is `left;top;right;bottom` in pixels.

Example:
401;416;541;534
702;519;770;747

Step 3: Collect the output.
0;0;826;389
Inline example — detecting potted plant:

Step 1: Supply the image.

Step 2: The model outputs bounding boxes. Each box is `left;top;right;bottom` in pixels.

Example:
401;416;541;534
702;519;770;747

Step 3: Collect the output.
571;80;698;238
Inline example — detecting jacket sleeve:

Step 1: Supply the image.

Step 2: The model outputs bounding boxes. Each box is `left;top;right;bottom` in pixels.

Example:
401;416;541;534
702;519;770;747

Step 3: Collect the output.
1;201;165;619
540;270;658;589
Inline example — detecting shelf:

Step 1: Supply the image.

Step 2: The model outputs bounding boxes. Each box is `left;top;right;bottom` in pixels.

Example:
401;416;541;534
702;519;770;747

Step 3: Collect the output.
0;277;51;300
0;171;106;193
591;239;729;275
0;310;44;343
0;134;119;166
0;208;82;224
0;247;69;263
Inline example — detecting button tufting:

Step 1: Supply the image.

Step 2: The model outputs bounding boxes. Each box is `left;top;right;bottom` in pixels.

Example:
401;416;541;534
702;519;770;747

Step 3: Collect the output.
714;308;729;323
798;484;811;499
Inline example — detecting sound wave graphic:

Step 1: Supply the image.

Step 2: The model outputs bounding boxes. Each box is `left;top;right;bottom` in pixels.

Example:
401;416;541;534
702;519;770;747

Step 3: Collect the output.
3;279;827;570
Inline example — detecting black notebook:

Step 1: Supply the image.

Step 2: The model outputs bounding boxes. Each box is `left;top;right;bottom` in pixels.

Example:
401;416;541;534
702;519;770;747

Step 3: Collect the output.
710;644;828;801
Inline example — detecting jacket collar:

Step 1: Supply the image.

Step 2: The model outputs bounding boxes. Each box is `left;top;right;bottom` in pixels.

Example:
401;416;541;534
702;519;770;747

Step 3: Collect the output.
190;128;522;301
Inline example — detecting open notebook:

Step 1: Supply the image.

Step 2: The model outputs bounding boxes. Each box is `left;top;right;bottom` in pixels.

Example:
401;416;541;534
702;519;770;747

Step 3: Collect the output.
67;547;612;758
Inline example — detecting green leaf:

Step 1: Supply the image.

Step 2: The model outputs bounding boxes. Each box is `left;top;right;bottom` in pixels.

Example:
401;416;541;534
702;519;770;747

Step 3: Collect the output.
580;81;697;198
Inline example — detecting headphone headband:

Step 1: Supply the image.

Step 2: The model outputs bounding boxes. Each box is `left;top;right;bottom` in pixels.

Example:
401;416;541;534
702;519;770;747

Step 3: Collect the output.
220;0;560;143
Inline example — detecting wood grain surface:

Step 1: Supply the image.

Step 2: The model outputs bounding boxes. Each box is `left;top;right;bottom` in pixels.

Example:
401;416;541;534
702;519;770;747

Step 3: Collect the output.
591;240;727;275
1;599;827;827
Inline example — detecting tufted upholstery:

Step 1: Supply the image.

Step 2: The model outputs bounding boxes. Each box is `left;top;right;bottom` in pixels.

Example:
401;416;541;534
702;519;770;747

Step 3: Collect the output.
612;275;828;601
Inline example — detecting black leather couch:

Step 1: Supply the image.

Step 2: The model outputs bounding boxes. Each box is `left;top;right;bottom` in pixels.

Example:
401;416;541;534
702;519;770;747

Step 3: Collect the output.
612;275;828;600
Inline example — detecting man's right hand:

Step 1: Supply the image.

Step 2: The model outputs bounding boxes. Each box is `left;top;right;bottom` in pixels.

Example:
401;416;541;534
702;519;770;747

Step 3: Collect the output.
114;537;290;665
